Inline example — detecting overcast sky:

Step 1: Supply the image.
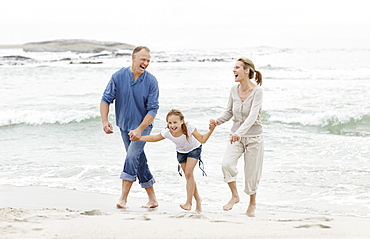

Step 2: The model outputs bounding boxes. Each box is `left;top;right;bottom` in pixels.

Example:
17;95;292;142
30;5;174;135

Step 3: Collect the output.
1;0;369;49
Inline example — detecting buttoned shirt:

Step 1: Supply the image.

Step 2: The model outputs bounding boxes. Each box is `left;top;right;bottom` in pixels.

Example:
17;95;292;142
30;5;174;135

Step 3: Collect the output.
217;85;263;137
101;67;159;131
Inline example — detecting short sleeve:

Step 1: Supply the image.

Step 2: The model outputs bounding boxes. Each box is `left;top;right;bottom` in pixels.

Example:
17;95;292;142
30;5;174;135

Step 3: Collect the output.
186;122;196;134
161;128;170;138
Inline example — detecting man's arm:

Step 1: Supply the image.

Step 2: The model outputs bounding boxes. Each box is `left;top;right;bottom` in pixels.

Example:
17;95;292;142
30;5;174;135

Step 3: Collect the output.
100;102;113;134
128;114;155;141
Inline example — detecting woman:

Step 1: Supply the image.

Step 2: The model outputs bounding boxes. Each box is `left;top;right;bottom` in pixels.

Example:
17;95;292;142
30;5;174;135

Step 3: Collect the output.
211;57;263;217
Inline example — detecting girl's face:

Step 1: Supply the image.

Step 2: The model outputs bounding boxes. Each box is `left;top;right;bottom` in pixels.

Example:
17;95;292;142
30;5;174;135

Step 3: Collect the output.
233;61;249;82
167;115;184;133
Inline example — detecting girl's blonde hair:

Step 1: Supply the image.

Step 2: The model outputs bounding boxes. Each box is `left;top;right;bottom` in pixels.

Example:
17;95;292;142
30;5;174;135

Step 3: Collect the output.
237;57;262;85
166;109;189;142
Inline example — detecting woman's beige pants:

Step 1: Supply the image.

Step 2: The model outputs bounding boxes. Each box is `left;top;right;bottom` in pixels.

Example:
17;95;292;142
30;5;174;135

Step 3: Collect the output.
221;135;264;195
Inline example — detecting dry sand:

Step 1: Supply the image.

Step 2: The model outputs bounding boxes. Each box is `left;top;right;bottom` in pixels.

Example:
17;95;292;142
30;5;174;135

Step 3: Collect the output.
0;185;369;238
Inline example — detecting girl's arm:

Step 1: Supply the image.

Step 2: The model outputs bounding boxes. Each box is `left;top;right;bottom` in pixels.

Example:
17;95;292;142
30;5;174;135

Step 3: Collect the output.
138;133;165;142
192;125;215;144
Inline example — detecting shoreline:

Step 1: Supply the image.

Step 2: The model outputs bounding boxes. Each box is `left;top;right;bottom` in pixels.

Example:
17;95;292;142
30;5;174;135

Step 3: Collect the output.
1;185;369;238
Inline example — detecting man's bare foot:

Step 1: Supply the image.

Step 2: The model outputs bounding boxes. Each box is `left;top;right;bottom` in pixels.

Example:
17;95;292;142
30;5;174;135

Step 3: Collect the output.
195;198;202;213
246;204;256;217
180;202;192;211
223;196;240;211
142;200;159;209
116;200;127;209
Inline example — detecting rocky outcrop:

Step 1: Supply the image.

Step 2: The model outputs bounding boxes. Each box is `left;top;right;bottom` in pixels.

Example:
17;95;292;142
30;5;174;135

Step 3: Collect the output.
22;39;136;53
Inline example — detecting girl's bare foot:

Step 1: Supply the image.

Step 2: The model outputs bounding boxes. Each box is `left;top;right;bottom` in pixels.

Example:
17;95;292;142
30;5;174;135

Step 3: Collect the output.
142;200;159;209
195;198;202;213
223;196;240;211
246;204;256;217
180;202;192;211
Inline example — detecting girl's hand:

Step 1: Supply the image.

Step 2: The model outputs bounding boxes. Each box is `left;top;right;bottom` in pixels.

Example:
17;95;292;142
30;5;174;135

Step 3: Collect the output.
209;119;218;130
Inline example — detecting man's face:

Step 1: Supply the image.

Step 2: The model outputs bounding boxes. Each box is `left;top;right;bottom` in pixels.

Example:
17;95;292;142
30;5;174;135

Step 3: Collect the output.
132;49;151;74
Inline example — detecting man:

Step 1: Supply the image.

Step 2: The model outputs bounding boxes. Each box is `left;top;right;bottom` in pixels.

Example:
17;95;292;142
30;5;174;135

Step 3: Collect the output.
100;46;159;209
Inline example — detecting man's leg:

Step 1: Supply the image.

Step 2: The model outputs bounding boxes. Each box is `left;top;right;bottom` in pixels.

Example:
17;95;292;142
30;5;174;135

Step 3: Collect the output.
117;129;141;208
117;180;133;208
120;127;158;208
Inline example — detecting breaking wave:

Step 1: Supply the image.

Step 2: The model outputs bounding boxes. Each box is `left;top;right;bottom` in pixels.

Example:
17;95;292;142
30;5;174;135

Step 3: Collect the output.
0;109;101;126
265;111;370;136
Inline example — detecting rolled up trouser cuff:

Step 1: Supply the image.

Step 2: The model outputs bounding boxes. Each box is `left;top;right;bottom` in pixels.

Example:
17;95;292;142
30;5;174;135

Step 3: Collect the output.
120;172;137;182
139;177;156;188
223;176;236;183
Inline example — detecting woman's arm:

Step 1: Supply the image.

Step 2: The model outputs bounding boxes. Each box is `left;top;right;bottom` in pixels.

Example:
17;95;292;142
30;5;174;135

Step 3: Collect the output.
234;88;263;137
215;87;234;124
138;133;165;142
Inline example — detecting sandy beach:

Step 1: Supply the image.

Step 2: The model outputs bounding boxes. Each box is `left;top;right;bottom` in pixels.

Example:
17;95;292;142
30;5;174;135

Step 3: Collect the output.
0;185;368;239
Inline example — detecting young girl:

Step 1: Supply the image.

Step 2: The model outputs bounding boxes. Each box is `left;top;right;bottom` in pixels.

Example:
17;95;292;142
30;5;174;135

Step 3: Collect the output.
137;109;216;212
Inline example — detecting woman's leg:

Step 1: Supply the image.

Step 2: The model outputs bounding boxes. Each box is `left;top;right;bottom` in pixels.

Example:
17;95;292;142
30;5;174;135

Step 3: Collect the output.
243;136;264;216
223;181;239;211
180;157;199;211
222;141;244;211
246;193;256;217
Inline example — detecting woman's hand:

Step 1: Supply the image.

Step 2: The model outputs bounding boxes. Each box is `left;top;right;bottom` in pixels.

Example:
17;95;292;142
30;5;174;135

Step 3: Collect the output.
230;134;240;144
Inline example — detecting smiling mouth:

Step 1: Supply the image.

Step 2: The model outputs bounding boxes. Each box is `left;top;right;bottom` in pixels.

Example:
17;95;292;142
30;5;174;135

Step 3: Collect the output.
140;65;146;70
234;74;238;78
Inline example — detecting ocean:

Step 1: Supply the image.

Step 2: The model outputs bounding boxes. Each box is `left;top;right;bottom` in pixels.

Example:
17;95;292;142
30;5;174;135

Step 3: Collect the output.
0;46;369;218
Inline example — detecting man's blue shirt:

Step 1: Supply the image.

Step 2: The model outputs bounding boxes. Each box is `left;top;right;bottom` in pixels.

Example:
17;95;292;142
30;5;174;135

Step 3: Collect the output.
101;67;159;131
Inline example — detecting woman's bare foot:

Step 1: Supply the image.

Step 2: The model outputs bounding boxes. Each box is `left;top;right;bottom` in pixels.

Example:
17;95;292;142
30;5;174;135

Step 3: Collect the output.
223;196;240;211
180;202;192;211
246;204;256;217
142;200;159;209
116;199;127;209
195;198;202;213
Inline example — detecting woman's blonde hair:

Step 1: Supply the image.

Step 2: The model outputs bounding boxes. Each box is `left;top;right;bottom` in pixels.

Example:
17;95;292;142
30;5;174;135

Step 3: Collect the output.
237;57;262;85
166;109;189;142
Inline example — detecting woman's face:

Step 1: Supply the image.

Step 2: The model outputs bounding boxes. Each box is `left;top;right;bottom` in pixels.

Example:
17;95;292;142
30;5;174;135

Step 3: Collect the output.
167;115;184;133
233;61;249;82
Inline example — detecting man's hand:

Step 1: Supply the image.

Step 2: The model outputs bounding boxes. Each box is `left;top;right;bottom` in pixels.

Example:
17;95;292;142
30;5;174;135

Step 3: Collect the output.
128;128;142;141
102;121;114;134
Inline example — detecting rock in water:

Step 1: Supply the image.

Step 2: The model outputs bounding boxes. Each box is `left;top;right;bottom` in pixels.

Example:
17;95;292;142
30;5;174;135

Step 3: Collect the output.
22;39;135;53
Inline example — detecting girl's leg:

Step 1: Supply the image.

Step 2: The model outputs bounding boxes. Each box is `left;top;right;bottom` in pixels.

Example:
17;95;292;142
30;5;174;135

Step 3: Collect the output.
193;183;202;212
180;157;199;211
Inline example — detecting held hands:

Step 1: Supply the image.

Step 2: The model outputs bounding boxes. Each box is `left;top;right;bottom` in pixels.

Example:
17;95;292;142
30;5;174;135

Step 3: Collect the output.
128;128;142;141
209;119;218;130
102;121;114;134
